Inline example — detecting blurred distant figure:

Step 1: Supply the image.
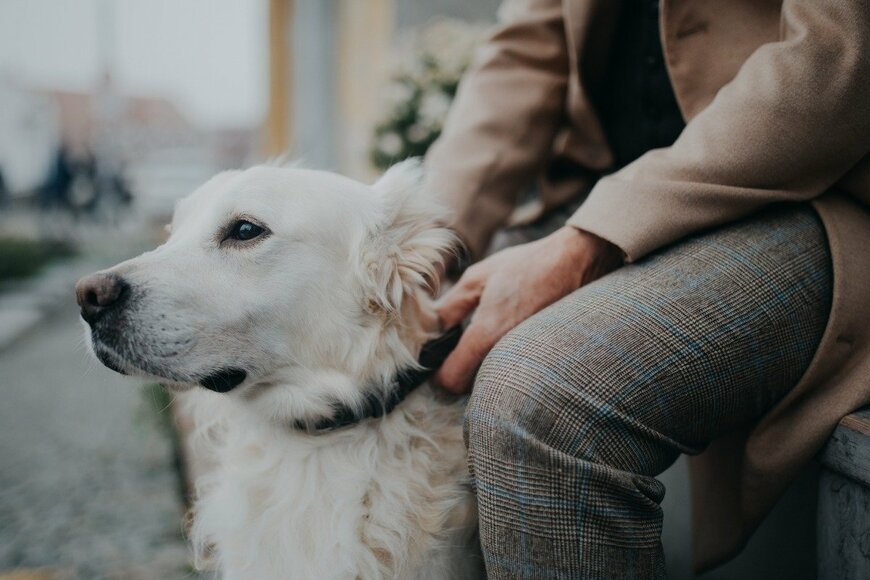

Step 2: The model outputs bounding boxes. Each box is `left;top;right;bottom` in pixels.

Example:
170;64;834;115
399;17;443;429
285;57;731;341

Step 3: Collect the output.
37;146;131;221
39;145;74;211
89;160;133;221
0;166;8;209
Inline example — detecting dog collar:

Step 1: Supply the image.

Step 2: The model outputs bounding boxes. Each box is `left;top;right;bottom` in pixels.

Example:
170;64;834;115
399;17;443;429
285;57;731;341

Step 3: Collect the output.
293;326;463;434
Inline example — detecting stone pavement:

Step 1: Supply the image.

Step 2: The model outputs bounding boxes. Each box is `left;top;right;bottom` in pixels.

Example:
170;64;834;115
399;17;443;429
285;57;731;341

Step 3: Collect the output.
0;259;101;352
0;300;196;579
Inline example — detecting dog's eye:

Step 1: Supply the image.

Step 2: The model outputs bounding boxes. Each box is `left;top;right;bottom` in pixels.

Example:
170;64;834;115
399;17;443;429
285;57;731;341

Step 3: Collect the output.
227;220;265;242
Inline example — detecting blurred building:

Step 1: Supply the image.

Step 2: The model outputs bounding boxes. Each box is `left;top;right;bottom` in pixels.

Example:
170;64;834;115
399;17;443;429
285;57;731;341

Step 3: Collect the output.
0;80;59;196
0;75;255;217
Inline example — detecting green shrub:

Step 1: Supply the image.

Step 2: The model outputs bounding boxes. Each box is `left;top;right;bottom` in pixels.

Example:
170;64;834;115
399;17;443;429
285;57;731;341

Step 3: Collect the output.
0;237;75;281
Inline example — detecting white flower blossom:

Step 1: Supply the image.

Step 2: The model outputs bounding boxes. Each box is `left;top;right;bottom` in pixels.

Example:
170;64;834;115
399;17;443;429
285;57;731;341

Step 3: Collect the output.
406;123;430;143
378;132;403;157
418;19;489;78
418;90;452;128
391;19;490;84
387;81;415;107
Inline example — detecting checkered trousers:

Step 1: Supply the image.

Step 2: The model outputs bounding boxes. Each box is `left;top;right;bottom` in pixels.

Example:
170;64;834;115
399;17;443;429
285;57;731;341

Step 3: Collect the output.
465;204;832;579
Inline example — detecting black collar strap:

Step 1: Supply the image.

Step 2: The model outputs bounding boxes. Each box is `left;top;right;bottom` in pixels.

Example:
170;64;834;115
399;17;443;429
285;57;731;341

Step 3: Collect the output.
293;326;463;434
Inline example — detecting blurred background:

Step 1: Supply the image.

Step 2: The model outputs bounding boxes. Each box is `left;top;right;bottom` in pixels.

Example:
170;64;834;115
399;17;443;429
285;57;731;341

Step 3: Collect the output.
0;1;817;578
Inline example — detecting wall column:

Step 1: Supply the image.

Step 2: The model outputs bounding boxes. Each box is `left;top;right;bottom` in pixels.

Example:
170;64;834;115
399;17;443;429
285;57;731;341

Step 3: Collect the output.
264;0;292;157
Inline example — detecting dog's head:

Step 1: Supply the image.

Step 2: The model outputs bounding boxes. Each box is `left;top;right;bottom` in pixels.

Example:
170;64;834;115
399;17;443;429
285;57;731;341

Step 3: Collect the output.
76;160;455;424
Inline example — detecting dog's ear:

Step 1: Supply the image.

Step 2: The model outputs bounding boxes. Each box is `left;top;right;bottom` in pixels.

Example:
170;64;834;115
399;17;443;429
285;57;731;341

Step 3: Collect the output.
361;159;455;319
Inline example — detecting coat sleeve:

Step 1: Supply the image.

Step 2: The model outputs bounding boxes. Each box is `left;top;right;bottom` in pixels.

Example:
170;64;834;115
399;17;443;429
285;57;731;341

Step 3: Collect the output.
567;0;870;262
424;0;570;260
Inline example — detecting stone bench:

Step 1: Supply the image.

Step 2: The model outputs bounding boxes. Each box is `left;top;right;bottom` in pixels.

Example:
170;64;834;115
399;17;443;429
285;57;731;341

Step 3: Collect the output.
818;407;870;579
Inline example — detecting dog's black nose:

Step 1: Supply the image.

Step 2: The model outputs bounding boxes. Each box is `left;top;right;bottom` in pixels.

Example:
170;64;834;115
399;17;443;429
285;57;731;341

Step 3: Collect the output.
75;273;129;325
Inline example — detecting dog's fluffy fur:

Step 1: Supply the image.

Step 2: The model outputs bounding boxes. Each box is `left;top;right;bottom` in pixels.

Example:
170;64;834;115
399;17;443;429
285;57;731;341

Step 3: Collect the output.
82;160;481;579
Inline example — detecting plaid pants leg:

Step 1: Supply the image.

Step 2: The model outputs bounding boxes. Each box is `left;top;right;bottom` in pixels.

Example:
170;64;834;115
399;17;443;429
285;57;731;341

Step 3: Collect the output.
465;204;832;579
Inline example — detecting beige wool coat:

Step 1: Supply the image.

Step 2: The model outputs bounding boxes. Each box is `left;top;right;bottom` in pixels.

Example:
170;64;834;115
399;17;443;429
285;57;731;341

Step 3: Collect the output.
425;0;870;571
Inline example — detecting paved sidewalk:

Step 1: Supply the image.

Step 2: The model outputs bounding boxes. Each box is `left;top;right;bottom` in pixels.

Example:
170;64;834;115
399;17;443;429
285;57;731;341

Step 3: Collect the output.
0;259;103;352
0;302;195;579
0;217;157;354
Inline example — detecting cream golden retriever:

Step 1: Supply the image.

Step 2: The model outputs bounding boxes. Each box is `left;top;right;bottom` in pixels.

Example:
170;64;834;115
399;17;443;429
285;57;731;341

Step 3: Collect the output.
76;160;481;579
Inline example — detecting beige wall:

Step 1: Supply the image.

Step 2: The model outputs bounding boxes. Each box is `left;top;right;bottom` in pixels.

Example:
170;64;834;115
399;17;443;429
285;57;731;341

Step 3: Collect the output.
335;0;394;181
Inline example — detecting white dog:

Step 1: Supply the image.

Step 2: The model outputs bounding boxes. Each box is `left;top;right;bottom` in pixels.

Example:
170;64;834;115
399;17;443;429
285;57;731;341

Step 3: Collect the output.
76;160;482;579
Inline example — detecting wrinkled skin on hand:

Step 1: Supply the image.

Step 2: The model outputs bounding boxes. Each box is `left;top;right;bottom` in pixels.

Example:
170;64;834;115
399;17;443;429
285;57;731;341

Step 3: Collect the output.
435;226;624;394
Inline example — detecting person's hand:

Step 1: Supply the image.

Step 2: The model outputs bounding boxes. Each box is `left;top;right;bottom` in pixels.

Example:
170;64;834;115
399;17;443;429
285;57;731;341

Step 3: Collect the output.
434;226;623;394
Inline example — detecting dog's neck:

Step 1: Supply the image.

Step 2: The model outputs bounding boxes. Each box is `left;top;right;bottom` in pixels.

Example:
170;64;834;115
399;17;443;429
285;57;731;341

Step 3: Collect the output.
291;325;462;434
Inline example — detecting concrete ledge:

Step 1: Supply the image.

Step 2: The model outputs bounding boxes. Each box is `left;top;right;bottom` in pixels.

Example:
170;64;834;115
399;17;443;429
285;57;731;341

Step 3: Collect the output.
820;408;870;487
817;407;870;580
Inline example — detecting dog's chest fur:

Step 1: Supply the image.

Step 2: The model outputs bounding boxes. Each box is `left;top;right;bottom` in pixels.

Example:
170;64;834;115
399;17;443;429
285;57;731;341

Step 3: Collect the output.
186;387;480;580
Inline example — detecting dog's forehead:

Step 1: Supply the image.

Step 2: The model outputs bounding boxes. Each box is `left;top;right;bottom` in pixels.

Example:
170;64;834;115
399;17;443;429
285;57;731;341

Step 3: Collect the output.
172;166;377;230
